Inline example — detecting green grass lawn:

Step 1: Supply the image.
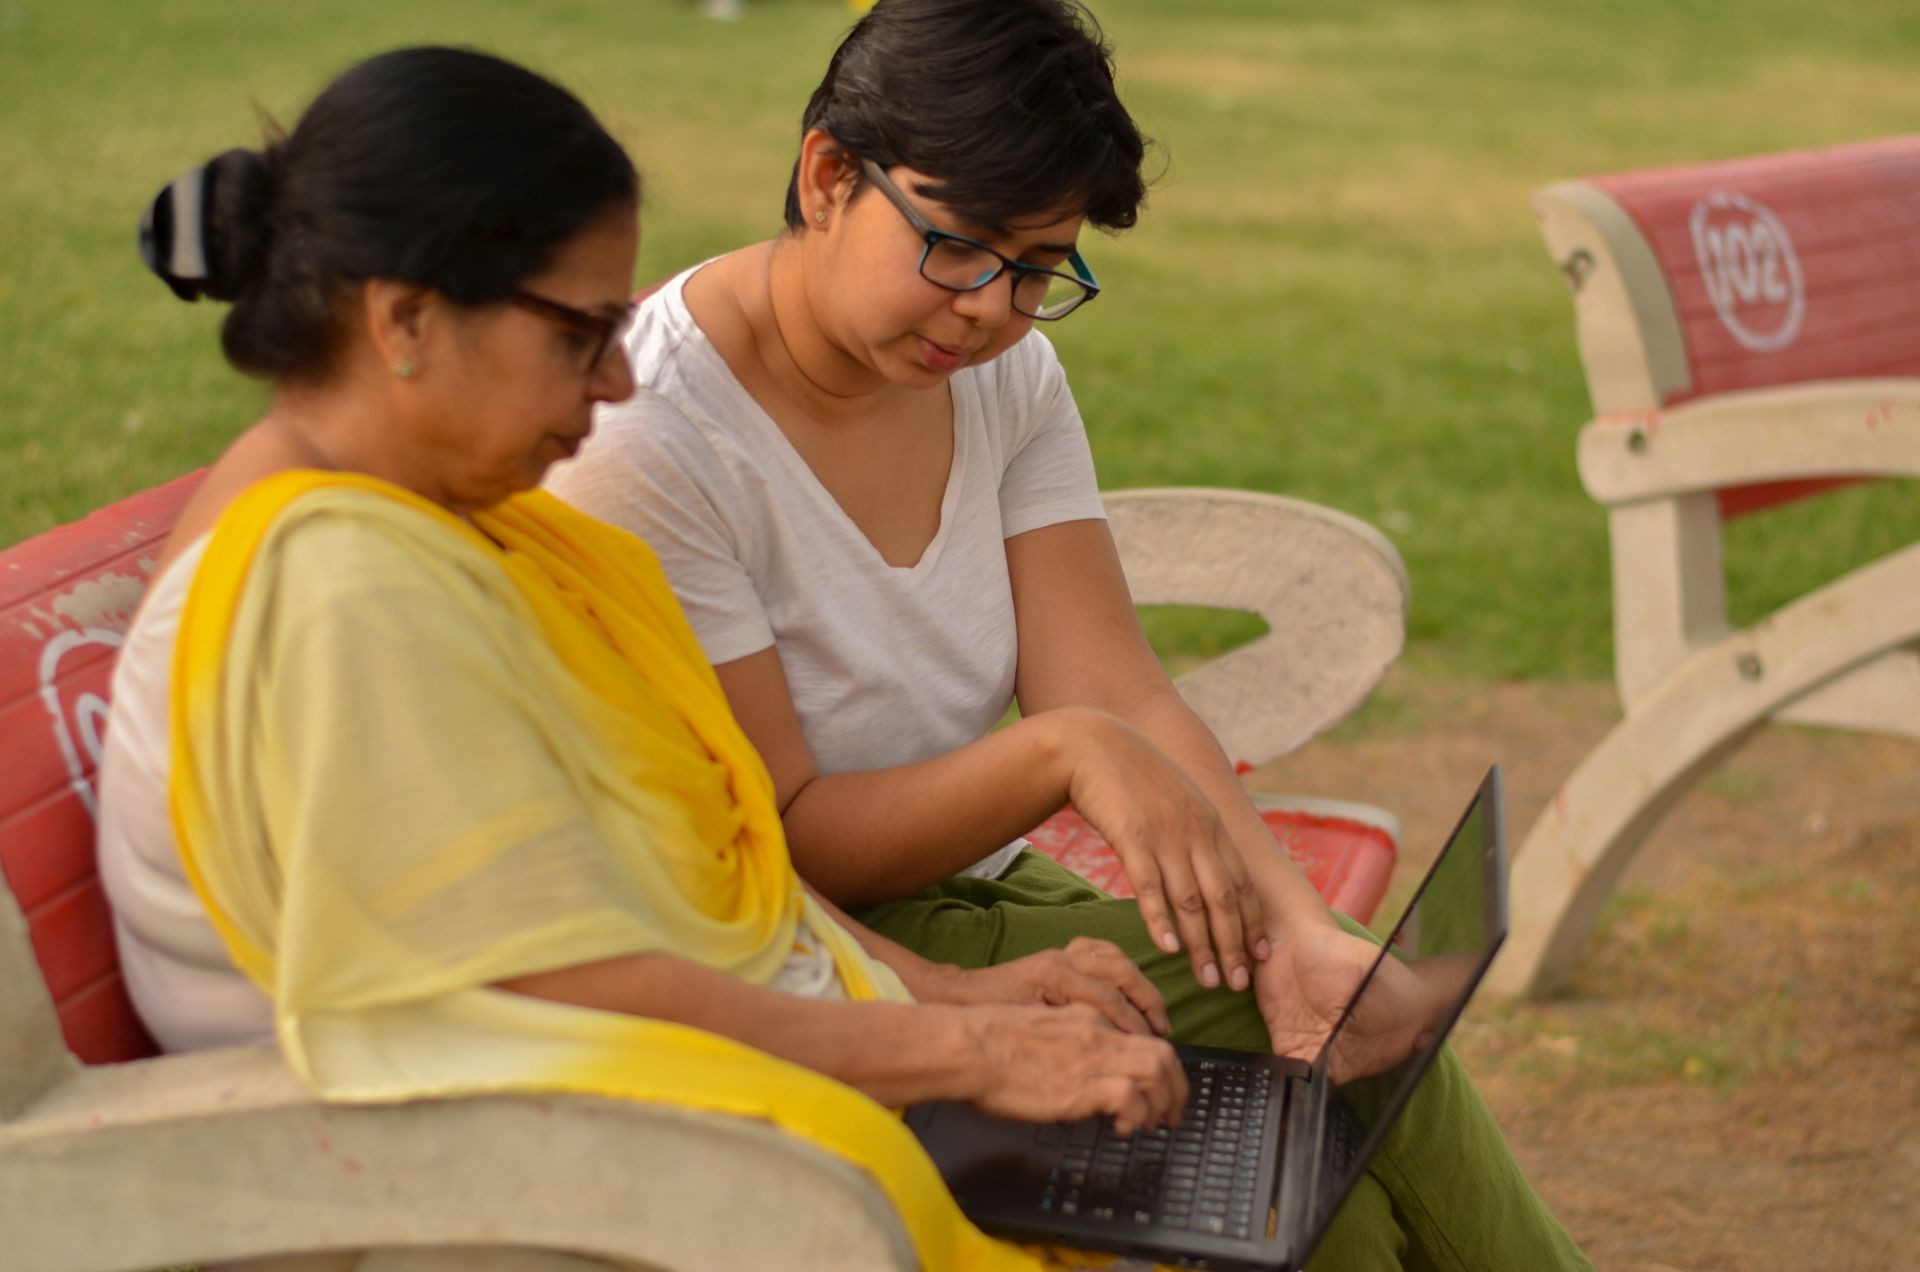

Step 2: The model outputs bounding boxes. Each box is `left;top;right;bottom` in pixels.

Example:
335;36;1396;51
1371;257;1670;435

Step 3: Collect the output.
3;0;1916;677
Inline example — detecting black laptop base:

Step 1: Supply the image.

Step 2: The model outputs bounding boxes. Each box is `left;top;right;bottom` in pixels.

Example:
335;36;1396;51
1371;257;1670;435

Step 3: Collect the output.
907;1044;1326;1271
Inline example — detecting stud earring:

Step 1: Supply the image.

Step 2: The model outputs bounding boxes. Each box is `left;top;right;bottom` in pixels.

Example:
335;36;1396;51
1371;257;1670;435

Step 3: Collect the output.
814;211;828;225
394;359;416;379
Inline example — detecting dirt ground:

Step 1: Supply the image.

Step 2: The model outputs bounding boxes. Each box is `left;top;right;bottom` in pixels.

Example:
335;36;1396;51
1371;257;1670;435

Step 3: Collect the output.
1247;670;1919;1271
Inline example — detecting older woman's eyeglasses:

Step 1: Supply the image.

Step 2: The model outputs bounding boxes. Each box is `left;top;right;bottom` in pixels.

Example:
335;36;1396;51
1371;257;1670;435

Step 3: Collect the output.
857;159;1100;321
505;290;634;372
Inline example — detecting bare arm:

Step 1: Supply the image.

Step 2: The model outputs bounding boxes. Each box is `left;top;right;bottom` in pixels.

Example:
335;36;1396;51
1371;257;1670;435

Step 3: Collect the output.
718;646;1093;903
1004;519;1339;935
717;645;1266;988
799;877;1172;1037
495;952;1187;1131
497;951;974;1106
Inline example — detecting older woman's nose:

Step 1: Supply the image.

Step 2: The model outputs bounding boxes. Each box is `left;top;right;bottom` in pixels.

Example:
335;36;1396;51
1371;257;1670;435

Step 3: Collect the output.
592;343;637;405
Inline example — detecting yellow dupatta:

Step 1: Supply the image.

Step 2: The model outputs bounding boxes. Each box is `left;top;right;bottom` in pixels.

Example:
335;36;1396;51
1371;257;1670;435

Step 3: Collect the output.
167;470;1075;1271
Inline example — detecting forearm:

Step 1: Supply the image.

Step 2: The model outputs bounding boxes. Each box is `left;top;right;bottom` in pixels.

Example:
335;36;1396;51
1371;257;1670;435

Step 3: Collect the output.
495;952;984;1107
782;712;1084;907
798;877;959;998
1116;686;1335;930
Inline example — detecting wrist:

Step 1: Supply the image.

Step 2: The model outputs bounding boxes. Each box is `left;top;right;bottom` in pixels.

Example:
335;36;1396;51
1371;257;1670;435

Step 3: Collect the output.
905;959;968;1004
1023;706;1121;788
940;1006;996;1102
1248;858;1340;934
1021;708;1082;783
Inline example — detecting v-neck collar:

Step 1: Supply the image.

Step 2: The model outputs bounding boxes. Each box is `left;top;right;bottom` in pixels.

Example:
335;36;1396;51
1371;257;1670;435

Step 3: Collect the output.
665;268;968;582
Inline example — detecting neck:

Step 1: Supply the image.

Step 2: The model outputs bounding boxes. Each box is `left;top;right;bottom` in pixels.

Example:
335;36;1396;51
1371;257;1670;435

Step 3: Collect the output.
757;237;894;420
261;380;474;518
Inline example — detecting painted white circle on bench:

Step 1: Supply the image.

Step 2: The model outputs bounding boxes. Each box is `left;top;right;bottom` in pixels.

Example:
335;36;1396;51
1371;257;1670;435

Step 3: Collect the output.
1689;192;1805;354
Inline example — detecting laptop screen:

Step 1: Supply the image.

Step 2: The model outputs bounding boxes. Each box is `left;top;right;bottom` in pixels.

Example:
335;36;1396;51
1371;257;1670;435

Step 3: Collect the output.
1303;765;1509;1249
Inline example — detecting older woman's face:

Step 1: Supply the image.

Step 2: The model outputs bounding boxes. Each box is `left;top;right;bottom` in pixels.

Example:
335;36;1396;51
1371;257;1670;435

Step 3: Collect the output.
811;165;1085;388
416;208;639;510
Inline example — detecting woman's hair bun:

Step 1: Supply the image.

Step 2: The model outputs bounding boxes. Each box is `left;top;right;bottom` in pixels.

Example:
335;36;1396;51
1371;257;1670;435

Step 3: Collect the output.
141;47;637;381
138;147;275;303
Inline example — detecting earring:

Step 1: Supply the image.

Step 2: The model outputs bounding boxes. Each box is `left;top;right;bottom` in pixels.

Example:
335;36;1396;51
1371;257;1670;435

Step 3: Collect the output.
393;358;416;379
814;211;828;225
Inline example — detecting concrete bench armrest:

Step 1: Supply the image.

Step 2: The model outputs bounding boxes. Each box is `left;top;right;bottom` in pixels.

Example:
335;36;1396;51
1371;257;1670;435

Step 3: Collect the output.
1104;487;1409;766
1578;381;1920;504
0;1044;915;1271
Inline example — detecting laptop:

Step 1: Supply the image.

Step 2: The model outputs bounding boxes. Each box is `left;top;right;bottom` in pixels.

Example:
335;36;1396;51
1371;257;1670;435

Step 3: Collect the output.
905;765;1509;1271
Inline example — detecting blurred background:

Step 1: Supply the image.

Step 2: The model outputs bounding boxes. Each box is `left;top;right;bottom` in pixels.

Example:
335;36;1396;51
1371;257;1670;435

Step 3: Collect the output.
4;0;1918;679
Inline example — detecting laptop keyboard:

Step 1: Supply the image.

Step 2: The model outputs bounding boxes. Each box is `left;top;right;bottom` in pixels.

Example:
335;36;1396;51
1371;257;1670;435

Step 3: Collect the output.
1326;1097;1365;1176
1038;1058;1271;1240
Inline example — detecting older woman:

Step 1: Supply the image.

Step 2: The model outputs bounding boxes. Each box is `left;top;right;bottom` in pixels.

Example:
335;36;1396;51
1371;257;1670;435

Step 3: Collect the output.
96;45;1199;1270
547;2;1590;1267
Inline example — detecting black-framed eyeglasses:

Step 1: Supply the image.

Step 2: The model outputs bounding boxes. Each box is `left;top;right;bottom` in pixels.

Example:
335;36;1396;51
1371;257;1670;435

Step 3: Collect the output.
504;289;634;372
858;159;1100;321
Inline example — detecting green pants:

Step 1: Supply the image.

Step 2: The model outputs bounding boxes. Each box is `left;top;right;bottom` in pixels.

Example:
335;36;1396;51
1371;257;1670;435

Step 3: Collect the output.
858;853;1590;1272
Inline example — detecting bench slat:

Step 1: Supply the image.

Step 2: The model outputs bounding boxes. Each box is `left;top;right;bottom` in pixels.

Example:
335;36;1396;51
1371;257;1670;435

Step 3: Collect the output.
0;474;199;611
53;971;155;1066
26;879;120;1002
0;793;100;913
1619;171;1920;235
1690;324;1920;396
1594;134;1920;198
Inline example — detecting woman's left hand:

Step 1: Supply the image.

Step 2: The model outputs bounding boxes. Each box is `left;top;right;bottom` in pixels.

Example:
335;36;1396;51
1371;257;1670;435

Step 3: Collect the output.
1255;920;1440;1084
914;937;1171;1037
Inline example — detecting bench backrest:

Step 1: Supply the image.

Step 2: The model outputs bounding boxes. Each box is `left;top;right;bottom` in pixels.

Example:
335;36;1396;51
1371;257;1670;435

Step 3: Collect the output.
0;473;204;1063
1536;133;1920;516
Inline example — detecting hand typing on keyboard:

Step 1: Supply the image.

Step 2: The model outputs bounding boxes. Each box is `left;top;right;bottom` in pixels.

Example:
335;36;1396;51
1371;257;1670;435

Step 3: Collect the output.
910;936;1171;1036
957;1003;1190;1135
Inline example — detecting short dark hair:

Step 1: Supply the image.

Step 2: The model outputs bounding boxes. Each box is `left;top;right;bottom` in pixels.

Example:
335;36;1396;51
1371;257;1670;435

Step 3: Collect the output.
153;47;638;381
781;0;1150;235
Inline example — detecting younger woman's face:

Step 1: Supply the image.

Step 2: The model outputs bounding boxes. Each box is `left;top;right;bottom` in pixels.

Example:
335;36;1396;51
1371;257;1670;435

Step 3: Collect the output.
812;162;1086;388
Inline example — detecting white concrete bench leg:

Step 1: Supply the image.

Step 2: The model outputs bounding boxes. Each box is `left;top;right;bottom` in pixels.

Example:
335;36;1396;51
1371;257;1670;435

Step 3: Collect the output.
1492;542;1920;995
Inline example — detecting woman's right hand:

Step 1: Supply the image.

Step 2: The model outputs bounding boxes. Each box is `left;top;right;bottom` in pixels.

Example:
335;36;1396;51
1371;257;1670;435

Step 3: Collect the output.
1043;708;1270;998
961;1003;1188;1135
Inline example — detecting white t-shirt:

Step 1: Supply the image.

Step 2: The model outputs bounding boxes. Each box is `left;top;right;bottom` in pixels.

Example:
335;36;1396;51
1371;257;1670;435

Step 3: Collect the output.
545;268;1109;880
94;536;279;1053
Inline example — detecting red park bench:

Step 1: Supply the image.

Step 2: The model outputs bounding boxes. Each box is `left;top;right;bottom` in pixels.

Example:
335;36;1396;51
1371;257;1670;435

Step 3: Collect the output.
1493;133;1920;995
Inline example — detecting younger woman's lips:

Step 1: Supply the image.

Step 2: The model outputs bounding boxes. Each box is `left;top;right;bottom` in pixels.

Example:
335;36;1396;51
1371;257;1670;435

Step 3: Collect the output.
916;335;972;372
